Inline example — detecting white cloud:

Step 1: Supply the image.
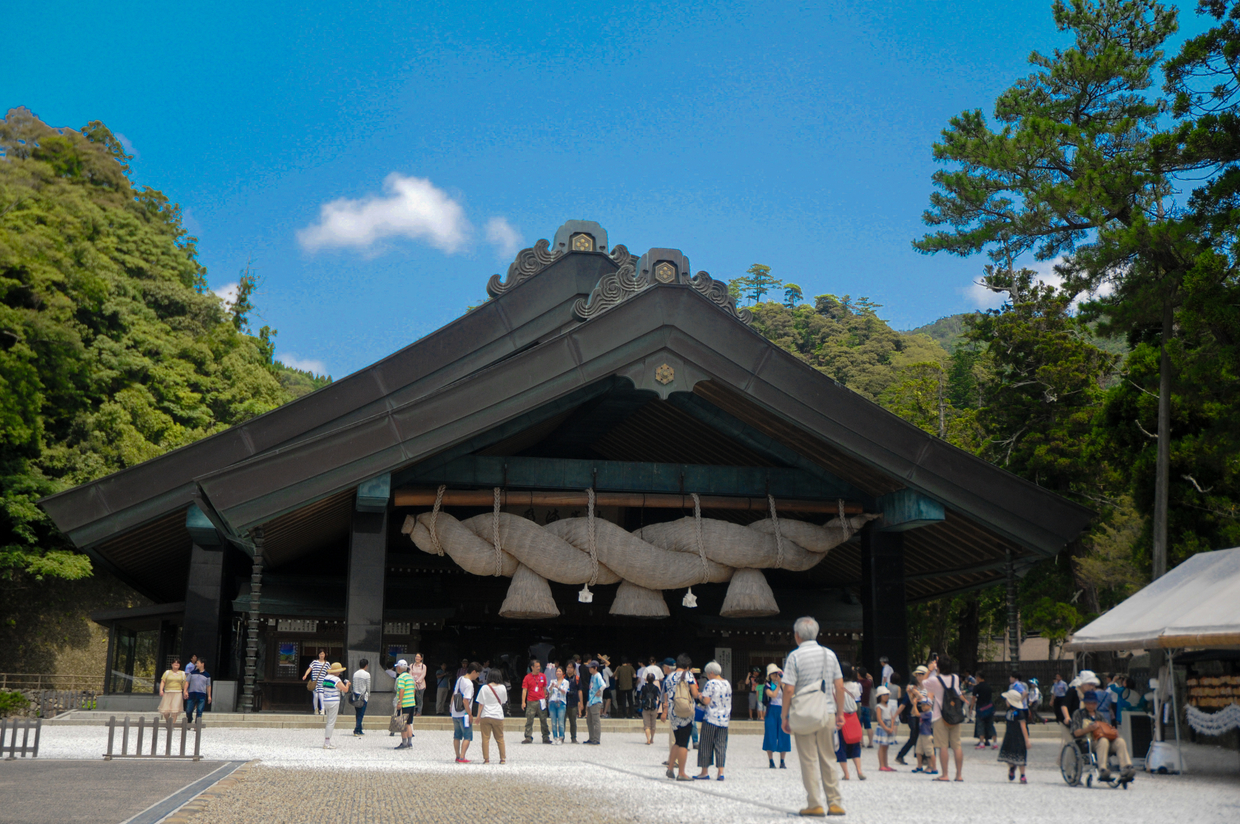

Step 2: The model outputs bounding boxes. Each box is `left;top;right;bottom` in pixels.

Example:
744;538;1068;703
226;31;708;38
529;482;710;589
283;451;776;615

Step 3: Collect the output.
959;256;1113;311
114;132;139;159
213;282;239;307
485;217;522;260
278;354;328;376
297;174;471;255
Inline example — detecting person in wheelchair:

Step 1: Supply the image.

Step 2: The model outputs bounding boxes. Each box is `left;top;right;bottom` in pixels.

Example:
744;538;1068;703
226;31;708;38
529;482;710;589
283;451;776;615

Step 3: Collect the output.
1069;690;1136;783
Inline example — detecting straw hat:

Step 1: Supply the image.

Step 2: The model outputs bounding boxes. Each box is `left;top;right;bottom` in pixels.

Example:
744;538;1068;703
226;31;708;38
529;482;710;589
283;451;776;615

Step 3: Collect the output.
766;663;783;677
599;654;611;664
327;662;348;675
1001;688;1024;706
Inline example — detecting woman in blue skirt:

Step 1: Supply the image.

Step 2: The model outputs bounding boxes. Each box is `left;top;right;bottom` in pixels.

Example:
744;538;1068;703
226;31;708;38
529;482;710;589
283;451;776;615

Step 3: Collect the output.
761;663;791;768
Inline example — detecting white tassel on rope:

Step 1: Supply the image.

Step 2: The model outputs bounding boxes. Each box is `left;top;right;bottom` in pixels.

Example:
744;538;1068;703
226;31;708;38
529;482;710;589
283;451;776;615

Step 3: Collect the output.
579;487;599;603
683;493;708;608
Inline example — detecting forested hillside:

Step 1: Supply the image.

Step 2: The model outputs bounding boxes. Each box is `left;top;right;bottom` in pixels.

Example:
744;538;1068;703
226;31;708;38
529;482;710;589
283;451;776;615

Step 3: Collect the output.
0;108;328;669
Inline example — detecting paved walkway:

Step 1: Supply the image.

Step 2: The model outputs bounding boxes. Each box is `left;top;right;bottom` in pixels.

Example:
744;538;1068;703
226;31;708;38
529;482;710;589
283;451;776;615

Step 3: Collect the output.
24;726;1240;823
0;759;237;824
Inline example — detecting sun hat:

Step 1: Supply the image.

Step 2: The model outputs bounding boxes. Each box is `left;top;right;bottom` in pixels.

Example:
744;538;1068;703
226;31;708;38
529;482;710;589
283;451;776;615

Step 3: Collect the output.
766;663;783;677
875;686;891;698
599;654;611;664
1029;678;1039;685
913;665;929;676
327;662;348;674
1001;688;1024;706
395;659;409;669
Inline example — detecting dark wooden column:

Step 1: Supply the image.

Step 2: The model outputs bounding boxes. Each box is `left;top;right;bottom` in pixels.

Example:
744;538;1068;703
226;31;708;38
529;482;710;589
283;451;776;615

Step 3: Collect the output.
346;475;390;689
860;526;908;682
181;541;227;670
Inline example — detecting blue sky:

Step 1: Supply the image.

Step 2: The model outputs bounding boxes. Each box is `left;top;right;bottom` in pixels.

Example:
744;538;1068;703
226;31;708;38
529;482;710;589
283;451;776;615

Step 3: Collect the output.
6;1;1210;378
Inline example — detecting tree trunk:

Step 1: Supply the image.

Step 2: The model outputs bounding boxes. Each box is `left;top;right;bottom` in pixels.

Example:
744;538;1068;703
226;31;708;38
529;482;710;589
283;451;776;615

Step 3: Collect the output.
957;594;980;673
1006;550;1020;665
1153;301;1172;580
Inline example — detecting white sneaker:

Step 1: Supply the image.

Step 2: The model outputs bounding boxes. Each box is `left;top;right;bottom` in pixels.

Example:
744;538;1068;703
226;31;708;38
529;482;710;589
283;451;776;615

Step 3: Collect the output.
324;743;336;749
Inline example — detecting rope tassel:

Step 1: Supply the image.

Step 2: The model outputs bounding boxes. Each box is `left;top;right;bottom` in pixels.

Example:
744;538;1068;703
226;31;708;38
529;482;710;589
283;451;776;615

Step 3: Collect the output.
579;487;599;603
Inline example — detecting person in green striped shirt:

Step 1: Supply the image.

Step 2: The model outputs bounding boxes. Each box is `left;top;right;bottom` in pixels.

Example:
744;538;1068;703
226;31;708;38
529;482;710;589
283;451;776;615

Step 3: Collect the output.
395;659;417;750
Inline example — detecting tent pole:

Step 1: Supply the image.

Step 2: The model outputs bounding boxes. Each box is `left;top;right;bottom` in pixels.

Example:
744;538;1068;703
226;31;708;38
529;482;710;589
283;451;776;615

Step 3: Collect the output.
1169;648;1185;774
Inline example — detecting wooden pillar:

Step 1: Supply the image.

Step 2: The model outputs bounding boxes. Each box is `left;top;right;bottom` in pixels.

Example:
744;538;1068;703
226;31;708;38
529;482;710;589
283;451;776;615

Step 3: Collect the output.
181;541;227;672
240;530;265;713
1006;549;1021;665
860;526;908;682
346;500;388;691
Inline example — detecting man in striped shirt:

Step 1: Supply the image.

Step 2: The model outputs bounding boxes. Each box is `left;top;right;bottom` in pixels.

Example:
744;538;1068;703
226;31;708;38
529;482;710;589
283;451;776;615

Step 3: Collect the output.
781;616;846;818
394;660;417;750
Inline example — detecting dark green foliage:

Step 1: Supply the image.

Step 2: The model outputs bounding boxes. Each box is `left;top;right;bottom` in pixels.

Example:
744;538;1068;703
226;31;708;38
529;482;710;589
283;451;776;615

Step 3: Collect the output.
748;297;948;402
0;108;331;590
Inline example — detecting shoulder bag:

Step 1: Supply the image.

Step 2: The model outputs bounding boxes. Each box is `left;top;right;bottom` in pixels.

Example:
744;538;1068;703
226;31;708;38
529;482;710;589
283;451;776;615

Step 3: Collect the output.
488;684;507;717
1091;720;1119;741
787;649;833;735
453;679;467;713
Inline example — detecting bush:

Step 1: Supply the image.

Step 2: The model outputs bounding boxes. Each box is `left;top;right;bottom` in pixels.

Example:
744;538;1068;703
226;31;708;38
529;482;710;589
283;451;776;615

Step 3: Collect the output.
0;690;30;716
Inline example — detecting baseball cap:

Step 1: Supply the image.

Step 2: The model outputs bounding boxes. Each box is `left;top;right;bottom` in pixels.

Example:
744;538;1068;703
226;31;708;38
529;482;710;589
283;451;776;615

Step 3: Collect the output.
661;657;676;667
395;659;408;668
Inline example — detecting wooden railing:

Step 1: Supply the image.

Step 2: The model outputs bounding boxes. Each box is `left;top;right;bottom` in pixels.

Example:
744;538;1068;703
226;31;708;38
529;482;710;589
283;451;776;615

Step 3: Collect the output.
104;715;202;761
0;718;41;759
0;673;104;692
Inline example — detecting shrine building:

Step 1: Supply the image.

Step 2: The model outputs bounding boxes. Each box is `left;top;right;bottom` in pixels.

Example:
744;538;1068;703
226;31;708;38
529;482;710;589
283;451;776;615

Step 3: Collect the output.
39;221;1093;711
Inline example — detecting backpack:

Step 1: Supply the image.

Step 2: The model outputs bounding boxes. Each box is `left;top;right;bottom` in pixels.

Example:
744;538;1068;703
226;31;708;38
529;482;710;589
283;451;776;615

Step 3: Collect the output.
672;674;694;717
937;675;966;725
641;683;660;711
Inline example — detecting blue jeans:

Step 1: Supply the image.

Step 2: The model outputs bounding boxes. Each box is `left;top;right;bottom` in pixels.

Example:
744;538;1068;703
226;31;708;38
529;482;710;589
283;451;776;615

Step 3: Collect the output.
185;693;207;722
354;699;367;734
549;702;566;739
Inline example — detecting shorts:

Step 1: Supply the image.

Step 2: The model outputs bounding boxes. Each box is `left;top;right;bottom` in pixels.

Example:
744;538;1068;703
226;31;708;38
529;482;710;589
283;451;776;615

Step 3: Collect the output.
916;732;936;758
858;706;872;729
453;717;473;741
673;724;693;748
402;706;416;724
642;709;658;731
932;717;962;749
748;692;758;710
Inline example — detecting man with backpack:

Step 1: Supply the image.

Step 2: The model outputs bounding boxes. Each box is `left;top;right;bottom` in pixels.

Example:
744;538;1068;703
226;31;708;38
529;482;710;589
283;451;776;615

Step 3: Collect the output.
921;656;965;781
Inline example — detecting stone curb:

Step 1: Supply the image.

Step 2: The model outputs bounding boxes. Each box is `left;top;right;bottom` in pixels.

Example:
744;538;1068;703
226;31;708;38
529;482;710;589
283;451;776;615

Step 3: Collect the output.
158;760;258;824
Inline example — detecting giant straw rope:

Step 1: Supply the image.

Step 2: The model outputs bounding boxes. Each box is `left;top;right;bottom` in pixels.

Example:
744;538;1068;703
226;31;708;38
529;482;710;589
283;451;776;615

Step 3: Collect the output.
401;488;878;619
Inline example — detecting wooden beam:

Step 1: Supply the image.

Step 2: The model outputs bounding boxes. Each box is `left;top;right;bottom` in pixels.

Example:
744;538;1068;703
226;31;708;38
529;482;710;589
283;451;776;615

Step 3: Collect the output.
393;487;864;514
876;489;945;531
401;455;836;500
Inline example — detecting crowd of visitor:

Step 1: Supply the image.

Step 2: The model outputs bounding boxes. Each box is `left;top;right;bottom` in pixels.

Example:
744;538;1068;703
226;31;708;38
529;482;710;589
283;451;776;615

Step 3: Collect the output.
250;627;1155;817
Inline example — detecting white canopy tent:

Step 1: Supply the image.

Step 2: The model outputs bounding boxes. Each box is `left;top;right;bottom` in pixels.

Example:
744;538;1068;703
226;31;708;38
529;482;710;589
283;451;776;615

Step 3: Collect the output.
1066;547;1240;652
1064;547;1240;774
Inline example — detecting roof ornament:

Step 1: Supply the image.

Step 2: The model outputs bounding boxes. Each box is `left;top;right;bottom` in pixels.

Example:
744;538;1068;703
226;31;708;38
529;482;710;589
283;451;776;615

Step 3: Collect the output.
486;238;562;297
574;249;753;325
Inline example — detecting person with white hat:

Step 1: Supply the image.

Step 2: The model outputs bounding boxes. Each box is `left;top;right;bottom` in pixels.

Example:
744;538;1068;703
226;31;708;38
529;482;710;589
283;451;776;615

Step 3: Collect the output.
762;663;791;768
896;665;932;770
874;686;899;771
1070;690;1136;782
318;662;350;750
394;659;417;750
997;686;1031;783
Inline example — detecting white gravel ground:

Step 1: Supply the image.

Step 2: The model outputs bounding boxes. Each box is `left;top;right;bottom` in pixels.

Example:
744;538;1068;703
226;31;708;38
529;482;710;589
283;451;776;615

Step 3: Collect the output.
35;724;1240;823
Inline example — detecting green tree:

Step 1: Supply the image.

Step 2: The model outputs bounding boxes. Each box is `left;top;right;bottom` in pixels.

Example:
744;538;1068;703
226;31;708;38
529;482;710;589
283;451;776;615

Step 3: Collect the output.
914;0;1192;578
733;263;783;304
0;108;331;592
783;283;803;307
